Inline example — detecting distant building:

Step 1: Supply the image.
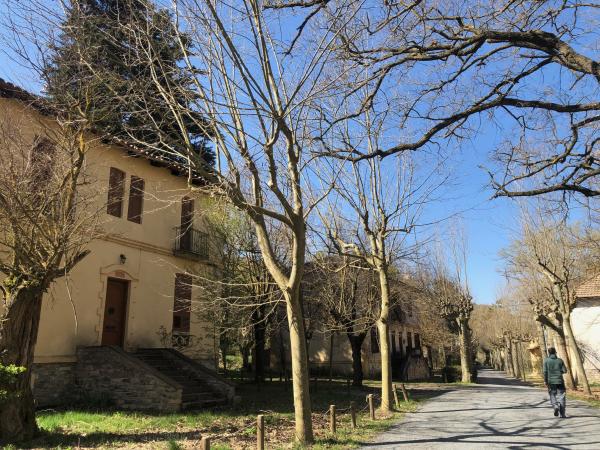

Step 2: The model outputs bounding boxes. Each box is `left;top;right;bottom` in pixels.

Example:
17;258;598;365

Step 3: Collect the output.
573;275;600;382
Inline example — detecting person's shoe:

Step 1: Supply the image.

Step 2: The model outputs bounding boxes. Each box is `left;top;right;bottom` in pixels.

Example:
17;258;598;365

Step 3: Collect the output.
554;407;559;417
559;405;566;418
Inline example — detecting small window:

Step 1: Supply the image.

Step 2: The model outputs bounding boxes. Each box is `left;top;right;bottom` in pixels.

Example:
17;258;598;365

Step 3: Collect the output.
107;167;125;217
127;175;145;223
370;328;379;354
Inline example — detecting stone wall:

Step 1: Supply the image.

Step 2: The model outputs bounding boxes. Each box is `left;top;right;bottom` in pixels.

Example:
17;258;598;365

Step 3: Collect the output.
76;346;182;412
32;362;77;407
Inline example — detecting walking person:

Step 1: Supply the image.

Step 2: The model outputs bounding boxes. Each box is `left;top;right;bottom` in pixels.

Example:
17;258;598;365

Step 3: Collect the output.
543;347;568;418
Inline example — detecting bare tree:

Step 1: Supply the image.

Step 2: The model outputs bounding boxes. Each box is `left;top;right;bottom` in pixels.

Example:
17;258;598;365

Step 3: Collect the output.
502;212;593;394
0;104;97;441
317;99;444;411
269;1;600;201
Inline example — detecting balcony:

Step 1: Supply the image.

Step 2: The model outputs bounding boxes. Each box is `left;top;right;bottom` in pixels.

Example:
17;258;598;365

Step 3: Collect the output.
173;226;209;260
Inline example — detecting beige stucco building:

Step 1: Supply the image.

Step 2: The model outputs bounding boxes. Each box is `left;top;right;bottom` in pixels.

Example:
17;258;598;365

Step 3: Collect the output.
0;79;233;410
271;300;431;381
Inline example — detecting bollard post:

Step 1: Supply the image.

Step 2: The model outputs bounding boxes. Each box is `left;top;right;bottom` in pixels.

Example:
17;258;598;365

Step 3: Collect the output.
400;383;409;402
392;384;400;410
200;436;210;450
368;394;375;420
329;404;337;434
257;414;265;450
350;401;357;429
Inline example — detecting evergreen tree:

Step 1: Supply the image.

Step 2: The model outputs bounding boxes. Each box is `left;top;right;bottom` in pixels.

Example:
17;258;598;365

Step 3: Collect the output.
45;0;215;169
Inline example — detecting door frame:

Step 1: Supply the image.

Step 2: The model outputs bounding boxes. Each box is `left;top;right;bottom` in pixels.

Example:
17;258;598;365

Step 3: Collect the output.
101;277;130;347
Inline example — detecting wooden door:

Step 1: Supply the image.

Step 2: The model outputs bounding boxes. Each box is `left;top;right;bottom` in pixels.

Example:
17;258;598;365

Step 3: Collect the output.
101;278;129;346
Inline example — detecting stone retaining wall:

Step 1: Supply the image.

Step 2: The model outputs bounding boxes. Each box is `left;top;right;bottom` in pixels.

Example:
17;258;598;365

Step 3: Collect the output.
32;362;77;407
76;346;182;412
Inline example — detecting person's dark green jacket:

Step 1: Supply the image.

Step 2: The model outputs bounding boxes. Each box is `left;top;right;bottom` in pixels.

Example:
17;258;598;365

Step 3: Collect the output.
543;354;567;385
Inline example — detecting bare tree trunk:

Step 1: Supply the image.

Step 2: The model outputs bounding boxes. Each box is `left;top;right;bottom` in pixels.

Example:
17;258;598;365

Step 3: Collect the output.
328;333;334;382
253;315;266;383
563;312;592;395
0;289;43;442
348;333;366;387
377;268;393;412
552;329;576;389
284;289;314;443
511;340;522;379
458;318;472;383
504;335;514;377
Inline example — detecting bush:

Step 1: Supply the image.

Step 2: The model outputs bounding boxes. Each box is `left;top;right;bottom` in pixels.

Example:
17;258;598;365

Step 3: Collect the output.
0;364;26;403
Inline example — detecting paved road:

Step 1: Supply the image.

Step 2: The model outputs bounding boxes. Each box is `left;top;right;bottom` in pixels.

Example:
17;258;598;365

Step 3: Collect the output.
362;369;600;449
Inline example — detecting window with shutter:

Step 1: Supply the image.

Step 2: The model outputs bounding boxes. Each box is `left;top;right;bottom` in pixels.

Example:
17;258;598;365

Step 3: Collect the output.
30;136;56;184
107;167;125;217
173;273;192;334
127;175;145;223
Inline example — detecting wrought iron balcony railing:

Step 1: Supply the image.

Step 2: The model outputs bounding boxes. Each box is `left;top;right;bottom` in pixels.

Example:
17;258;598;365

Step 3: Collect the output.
173;226;209;259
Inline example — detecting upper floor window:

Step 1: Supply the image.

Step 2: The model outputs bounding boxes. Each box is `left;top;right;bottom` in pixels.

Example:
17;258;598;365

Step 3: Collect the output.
107;167;125;217
127;175;145;224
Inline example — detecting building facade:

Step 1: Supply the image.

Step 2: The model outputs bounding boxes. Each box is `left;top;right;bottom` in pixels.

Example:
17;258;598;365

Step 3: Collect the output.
0;80;233;410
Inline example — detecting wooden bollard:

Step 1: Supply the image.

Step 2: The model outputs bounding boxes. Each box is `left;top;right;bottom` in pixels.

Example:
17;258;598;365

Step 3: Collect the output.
200;436;210;450
400;383;409;402
350;401;357;429
367;394;375;420
257;414;265;450
329;404;336;434
392;384;400;410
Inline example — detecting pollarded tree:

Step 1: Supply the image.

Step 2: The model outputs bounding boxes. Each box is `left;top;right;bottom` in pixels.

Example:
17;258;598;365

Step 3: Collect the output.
0;100;97;441
318;97;446;411
428;271;475;383
502;214;593;394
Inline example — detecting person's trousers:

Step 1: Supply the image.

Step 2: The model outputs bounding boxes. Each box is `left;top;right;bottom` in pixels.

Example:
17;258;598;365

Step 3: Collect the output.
549;383;566;412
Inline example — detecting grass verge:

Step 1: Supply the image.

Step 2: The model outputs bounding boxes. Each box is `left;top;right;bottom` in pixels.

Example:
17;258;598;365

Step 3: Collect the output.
15;379;431;449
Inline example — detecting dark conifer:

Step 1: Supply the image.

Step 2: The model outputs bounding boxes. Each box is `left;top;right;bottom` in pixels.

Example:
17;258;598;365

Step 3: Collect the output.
45;0;215;169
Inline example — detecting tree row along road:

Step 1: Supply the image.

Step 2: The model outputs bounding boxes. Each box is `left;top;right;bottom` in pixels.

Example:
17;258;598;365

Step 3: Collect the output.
363;369;600;449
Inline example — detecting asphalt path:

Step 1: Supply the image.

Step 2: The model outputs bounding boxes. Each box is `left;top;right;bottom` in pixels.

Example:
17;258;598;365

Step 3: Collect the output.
362;369;600;449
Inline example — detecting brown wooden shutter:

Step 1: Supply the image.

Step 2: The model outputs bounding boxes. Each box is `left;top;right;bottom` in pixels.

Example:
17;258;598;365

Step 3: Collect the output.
173;273;192;333
107;167;125;217
30;136;56;185
127;175;145;223
180;196;194;250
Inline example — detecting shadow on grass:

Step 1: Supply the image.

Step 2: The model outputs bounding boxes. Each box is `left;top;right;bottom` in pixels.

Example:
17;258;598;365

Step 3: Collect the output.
14;429;203;449
13;379;450;448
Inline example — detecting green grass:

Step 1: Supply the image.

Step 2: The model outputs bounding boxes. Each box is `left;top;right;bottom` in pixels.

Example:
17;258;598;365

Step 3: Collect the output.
17;379;432;449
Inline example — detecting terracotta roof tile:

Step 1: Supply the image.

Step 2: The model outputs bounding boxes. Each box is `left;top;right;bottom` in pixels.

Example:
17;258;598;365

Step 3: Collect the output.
575;274;600;298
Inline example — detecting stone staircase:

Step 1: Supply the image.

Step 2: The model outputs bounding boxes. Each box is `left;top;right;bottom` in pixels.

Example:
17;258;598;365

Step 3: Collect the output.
76;346;235;412
134;348;232;410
